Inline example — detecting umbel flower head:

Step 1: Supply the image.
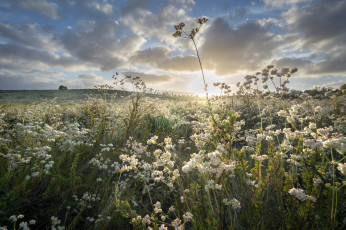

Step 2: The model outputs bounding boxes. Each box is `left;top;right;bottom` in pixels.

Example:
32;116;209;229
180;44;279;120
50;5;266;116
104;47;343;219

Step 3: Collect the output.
198;17;208;25
173;17;208;38
174;22;185;31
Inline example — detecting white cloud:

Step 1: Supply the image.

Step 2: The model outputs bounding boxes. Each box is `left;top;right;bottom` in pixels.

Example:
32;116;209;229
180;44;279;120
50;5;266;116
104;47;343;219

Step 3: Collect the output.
121;3;195;46
86;1;113;15
264;0;311;8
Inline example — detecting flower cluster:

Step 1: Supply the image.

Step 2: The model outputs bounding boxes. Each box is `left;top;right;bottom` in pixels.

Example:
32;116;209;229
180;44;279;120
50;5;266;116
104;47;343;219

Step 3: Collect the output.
289;188;316;202
173;17;208;39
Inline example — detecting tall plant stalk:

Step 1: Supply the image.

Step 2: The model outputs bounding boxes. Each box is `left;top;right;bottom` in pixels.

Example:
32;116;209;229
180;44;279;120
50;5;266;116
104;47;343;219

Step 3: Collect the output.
173;18;209;101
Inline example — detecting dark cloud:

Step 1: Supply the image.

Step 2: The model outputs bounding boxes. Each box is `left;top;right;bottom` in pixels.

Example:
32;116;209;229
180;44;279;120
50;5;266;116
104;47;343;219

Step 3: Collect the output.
0;8;143;73
55;20;144;71
310;51;346;74
200;17;283;75
0;23;52;49
272;57;312;69
283;0;346;75
3;0;59;19
285;0;346;48
57;0;118;21
131;47;200;72
121;0;151;15
0;44;55;63
0;43;89;71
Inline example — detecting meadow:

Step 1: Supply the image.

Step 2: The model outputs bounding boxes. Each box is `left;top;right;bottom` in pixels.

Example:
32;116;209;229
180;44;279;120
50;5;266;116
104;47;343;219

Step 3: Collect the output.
1;18;346;230
0;72;345;229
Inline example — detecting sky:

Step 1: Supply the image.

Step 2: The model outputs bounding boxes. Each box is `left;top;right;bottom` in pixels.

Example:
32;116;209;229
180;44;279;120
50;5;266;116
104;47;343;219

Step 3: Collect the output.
0;0;345;94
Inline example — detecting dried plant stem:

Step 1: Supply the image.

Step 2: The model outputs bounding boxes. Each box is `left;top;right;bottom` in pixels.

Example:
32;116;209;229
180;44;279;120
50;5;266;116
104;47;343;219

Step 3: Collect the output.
191;37;209;101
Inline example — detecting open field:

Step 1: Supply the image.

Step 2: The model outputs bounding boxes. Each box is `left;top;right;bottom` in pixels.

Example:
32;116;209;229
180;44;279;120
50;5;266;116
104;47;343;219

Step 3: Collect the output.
0;89;184;104
0;90;111;104
0;85;345;229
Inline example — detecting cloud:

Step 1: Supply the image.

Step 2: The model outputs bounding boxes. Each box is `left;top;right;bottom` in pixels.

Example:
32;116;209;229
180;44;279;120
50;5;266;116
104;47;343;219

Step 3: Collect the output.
4;0;59;19
78;73;109;88
0;44;55;65
272;57;312;69
264;0;311;7
121;72;174;84
310;51;346;75
313;80;345;89
229;7;248;20
0;7;146;74
283;0;346;74
56;20;146;71
85;1;113;15
0;22;91;71
284;0;346;48
0;71;110;90
0;72;63;90
58;0;119;20
0;22;56;50
120;3;194;45
117;70;199;93
121;0;151;15
130;47;199;72
168;0;195;6
287;75;346;90
257;17;282;27
0;0;344;93
0;43;93;72
200;17;284;75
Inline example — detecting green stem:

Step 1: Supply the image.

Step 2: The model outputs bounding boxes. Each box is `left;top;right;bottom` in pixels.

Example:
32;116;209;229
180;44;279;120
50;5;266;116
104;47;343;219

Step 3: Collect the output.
330;148;336;229
207;189;216;216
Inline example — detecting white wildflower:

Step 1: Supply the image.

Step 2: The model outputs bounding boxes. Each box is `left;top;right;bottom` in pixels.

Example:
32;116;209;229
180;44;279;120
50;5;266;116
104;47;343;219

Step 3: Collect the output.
337;163;346;175
183;212;193;222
